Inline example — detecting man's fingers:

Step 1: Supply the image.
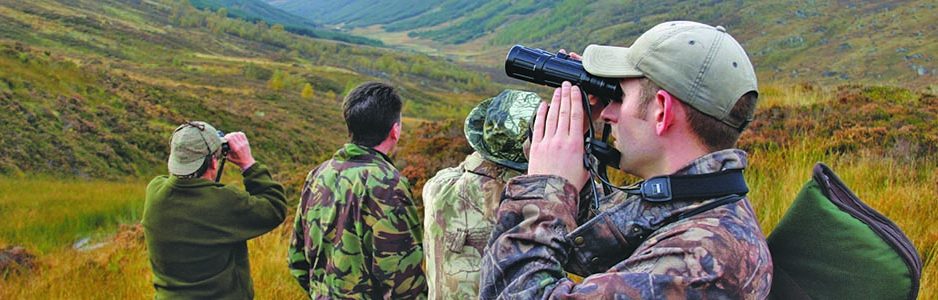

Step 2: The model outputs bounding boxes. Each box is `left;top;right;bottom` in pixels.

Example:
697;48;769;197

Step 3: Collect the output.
557;82;571;136
570;85;585;135
532;101;547;143
544;88;561;138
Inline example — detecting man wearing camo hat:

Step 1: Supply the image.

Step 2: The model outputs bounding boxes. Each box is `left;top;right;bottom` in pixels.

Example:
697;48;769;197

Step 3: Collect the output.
481;21;772;298
422;89;540;299
143;121;287;299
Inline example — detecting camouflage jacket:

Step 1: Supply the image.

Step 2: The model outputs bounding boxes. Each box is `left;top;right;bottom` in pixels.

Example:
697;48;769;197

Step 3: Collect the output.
480;149;773;299
422;152;522;299
288;143;426;299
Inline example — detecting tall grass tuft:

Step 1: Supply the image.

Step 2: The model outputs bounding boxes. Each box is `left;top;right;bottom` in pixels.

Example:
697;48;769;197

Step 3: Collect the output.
758;83;831;108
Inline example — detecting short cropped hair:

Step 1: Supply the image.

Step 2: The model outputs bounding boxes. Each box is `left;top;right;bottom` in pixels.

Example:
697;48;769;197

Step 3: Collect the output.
636;79;758;151
342;82;403;147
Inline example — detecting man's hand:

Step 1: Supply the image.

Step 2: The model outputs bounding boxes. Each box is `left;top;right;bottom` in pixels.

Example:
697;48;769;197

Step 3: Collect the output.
528;81;589;189
560;49;605;122
224;132;256;172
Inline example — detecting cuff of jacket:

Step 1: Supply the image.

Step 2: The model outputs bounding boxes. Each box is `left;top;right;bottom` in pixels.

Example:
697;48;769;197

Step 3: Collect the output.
504;174;579;211
242;162;273;193
242;162;264;177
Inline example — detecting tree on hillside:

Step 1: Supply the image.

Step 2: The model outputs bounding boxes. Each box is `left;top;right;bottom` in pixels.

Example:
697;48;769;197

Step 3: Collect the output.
268;70;286;91
301;83;314;99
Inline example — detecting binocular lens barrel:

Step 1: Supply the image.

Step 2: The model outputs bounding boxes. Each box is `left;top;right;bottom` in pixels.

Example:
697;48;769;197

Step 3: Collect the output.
505;45;623;103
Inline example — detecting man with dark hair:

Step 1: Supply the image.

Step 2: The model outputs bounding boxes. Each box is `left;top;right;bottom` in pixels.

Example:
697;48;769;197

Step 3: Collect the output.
143;121;287;299
481;21;772;298
289;82;427;299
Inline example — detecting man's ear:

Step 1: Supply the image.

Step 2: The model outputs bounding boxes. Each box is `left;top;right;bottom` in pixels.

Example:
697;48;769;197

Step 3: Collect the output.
203;156;218;175
655;90;675;136
389;122;402;142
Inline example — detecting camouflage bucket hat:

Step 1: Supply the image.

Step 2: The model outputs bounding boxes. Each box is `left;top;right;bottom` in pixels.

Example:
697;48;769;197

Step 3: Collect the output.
464;89;541;171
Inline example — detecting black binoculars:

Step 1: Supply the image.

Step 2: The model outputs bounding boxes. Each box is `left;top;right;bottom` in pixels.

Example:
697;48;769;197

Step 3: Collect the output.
215;131;230;183
504;45;623;170
505;45;623;105
216;130;231;156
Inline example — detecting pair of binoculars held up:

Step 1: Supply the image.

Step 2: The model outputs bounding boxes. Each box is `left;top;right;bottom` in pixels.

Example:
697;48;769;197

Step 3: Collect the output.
505;45;622;106
504;45;622;170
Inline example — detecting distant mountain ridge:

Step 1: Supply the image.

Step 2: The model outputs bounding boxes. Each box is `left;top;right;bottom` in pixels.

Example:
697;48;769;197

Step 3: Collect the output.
190;0;383;45
270;0;937;89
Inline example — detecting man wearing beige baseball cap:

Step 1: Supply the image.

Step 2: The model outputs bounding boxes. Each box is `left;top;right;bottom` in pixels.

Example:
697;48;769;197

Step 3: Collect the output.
481;21;772;298
143;121;287;299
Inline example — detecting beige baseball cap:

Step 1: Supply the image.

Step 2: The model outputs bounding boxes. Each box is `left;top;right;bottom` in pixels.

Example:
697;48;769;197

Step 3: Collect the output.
582;21;757;129
168;121;223;176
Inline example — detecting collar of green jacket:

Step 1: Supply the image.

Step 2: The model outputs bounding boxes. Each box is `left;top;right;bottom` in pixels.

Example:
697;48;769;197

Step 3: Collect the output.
462;152;522;183
166;176;224;188
336;143;396;166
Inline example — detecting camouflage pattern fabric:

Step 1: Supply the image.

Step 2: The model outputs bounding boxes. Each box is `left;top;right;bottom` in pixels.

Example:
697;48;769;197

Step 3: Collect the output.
465;90;541;171
422;152;522;299
480;149;773;299
288;143;426;299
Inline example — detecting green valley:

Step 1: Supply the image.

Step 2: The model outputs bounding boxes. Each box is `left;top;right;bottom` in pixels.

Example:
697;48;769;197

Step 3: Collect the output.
272;0;937;89
0;0;935;298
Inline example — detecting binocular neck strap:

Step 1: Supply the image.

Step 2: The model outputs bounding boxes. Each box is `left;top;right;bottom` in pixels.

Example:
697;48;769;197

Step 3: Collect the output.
214;157;226;183
626;169;749;202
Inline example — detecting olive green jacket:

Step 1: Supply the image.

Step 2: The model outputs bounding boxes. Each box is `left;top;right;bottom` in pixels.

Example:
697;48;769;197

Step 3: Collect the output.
143;163;287;299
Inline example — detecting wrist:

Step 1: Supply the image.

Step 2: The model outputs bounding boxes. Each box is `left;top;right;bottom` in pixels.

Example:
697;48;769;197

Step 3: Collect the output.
239;158;256;172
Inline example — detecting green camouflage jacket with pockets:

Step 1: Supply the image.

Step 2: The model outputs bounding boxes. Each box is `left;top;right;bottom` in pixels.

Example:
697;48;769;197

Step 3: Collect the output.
480;149;773;299
288;143;426;299
423;152;521;299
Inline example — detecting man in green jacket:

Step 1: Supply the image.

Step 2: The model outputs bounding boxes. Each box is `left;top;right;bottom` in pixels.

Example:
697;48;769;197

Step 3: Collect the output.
421;89;539;299
143;121;288;299
288;82;426;299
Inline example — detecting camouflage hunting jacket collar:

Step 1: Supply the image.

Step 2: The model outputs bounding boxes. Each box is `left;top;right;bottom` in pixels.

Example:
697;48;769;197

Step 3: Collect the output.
599;148;748;211
335;143;396;167
673;148;748;176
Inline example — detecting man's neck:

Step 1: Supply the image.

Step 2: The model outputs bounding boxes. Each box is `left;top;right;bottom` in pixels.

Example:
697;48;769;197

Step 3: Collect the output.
200;172;215;181
372;140;395;156
640;142;710;179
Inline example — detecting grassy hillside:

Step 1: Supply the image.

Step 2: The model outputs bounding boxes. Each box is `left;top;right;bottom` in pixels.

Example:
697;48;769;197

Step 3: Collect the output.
0;0;499;183
267;0;459;29
279;0;937;89
1;84;935;298
192;0;319;27
191;0;384;46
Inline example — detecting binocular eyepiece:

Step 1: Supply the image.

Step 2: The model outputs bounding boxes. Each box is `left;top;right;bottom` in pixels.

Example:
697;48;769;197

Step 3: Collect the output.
505;45;622;105
216;131;230;156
